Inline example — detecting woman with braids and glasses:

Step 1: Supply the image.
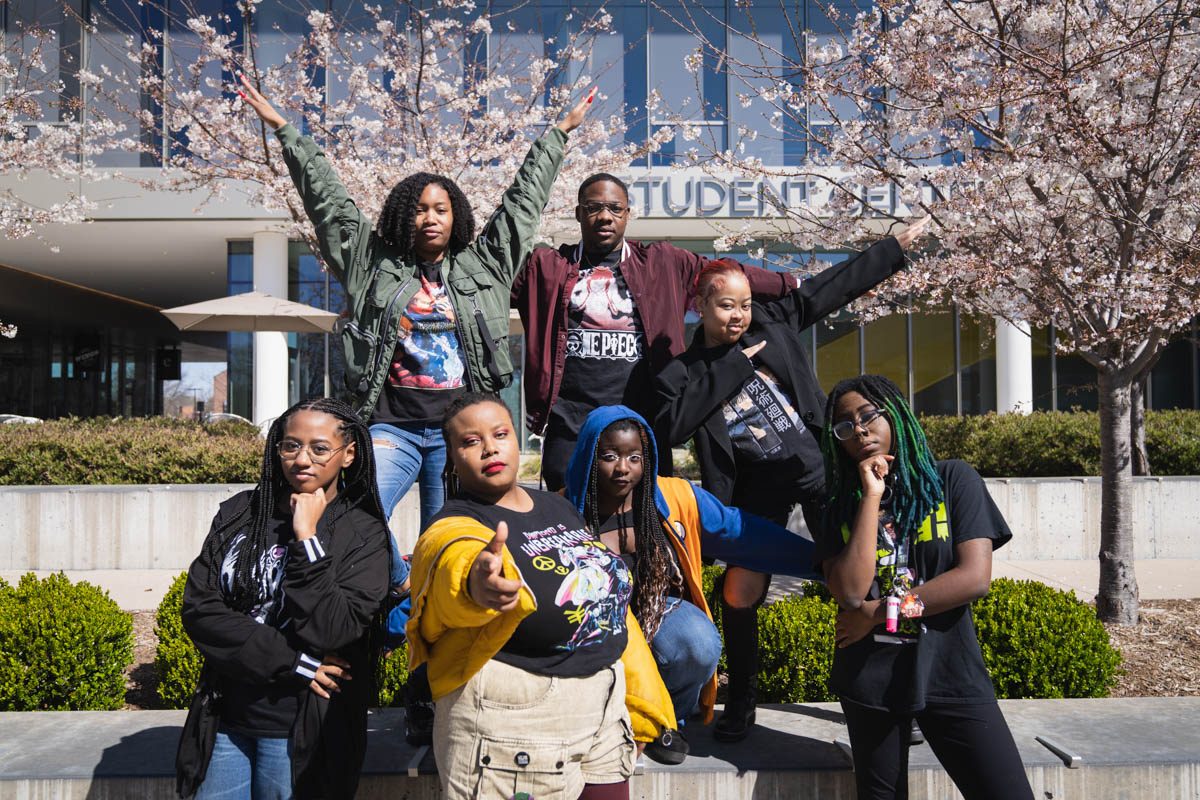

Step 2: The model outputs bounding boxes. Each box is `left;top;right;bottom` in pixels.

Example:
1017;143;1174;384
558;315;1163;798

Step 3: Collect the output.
406;392;675;800
561;405;818;763
815;375;1033;800
176;398;391;799
652;219;929;741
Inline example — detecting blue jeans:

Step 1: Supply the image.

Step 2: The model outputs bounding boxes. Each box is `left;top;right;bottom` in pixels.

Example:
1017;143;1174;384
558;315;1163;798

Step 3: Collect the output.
650;598;723;725
195;730;291;800
370;422;447;587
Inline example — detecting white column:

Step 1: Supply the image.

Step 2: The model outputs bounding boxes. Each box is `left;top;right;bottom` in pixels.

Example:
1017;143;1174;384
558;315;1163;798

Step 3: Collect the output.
252;231;290;429
995;317;1033;414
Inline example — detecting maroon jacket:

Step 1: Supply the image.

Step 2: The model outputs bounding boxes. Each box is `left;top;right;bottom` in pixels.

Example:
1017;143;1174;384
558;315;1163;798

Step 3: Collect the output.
511;239;797;435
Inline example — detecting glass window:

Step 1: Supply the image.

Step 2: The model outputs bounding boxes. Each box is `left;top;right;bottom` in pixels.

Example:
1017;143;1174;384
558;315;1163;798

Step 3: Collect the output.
6;0;84;123
728;1;805;166
89;0;165;166
1150;334;1196;410
227;242;253;418
864;312;909;395
648;2;727;164
1030;325;1054;411
910;310;956;415
166;0;243;156
958;312;996;414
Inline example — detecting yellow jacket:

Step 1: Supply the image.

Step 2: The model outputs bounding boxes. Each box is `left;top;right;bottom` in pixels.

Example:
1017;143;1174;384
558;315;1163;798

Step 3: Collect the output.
407;514;675;743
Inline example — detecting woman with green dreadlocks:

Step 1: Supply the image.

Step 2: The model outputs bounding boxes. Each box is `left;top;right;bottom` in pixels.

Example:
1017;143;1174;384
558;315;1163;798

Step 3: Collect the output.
815;375;1032;800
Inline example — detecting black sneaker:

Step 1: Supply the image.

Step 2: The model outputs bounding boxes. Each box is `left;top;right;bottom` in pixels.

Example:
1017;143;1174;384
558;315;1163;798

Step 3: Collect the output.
643;728;689;765
713;699;757;742
405;699;435;747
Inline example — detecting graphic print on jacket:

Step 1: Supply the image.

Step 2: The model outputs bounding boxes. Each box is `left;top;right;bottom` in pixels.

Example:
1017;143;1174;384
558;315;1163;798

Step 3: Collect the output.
220;532;289;626
721;366;809;462
566;264;645;363
388;272;465;390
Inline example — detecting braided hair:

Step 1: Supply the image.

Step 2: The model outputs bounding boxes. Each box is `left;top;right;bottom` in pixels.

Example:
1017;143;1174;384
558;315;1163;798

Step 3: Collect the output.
376;172;476;257
820;375;943;542
440;391;511;501
203;397;387;614
582;418;681;642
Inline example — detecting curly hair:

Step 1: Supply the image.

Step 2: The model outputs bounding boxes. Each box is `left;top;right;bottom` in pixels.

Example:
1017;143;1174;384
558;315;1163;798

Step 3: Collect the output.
203;397;388;614
820;374;943;542
376;172;476;257
582;418;681;642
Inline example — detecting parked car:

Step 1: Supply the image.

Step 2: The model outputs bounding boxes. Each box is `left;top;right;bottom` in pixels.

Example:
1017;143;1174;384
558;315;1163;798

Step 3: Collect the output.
0;414;42;424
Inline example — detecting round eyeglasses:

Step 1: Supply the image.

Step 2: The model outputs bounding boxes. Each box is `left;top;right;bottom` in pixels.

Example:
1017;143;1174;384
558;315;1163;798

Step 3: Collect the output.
832;408;887;441
276;440;348;465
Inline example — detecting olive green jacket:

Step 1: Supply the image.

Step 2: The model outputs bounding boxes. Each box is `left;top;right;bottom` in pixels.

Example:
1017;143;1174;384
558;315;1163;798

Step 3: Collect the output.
275;124;568;419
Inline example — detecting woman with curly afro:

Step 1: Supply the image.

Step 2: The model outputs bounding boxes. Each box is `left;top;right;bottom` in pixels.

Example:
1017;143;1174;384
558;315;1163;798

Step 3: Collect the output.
237;73;593;572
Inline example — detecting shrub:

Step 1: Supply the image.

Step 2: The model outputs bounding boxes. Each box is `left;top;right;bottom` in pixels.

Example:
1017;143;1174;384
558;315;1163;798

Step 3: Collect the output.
973;578;1121;699
756;593;837;703
155;571;203;709
920;410;1200;476
0;416;261;485
0;573;133;710
376;643;410;707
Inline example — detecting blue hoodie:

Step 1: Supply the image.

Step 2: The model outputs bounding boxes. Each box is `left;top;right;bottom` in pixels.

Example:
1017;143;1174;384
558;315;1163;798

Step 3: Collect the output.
563;405;819;580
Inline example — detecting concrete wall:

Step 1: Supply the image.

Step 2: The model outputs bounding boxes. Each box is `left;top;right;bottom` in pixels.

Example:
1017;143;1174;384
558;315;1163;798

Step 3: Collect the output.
0;484;421;572
0;477;1196;571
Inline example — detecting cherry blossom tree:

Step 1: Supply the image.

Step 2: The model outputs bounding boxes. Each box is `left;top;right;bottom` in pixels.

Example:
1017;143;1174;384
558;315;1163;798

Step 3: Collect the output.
0;18;112;242
670;0;1200;623
90;0;660;253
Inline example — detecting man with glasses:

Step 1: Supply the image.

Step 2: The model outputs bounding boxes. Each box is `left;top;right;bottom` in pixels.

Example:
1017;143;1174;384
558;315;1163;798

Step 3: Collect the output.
513;173;797;490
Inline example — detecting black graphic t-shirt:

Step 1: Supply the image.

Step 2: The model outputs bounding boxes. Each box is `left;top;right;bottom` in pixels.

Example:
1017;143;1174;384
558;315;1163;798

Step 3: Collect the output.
217;512;297;737
373;260;467;425
598;511;684;599
723;366;824;522
550;244;651;435
435;490;632;677
812;460;1012;712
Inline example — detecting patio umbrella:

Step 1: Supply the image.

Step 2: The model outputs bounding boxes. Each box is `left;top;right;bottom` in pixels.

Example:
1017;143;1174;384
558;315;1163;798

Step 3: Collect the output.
160;291;339;334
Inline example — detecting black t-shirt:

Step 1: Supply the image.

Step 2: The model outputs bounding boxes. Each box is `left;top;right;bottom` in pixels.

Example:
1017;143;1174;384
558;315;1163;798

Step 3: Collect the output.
812;460;1011;712
549;244;652;435
433;490;632;677
372;260;467;425
598;511;683;599
216;513;297;737
723;363;825;522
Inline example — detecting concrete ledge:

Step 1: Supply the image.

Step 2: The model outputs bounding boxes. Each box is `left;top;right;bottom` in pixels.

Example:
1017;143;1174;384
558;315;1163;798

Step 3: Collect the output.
2;477;1199;571
2;698;1197;799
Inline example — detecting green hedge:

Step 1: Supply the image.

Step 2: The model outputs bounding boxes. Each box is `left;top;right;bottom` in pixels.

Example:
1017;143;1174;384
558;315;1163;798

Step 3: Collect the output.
973;578;1121;699
154;572;411;708
0;417;261;485
920;409;1200;476
155;572;203;709
0;573;133;710
699;568;1121;703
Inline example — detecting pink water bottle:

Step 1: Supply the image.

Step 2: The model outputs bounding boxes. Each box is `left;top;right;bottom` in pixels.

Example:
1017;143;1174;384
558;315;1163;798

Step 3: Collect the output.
885;595;900;633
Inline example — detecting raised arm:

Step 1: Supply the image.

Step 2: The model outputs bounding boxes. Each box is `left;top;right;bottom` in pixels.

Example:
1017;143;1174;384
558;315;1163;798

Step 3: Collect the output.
652;347;757;446
238;72;371;290
755;217;931;331
470;88;596;285
668;245;796;303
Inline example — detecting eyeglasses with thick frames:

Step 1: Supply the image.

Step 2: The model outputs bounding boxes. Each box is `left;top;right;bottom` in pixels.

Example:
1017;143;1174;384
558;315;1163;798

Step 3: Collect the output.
832;408;887;441
579;201;629;217
276;440;349;465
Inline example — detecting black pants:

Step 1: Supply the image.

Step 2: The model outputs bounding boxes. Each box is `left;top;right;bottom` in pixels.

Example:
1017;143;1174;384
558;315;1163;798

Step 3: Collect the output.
540;426;578;492
840;699;1033;800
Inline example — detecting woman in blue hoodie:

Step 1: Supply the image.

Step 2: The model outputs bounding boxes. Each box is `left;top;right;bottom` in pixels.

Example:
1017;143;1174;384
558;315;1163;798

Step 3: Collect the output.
563;406;818;754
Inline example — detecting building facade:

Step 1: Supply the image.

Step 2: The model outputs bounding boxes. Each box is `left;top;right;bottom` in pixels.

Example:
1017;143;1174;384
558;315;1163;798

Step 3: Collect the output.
2;0;1197;431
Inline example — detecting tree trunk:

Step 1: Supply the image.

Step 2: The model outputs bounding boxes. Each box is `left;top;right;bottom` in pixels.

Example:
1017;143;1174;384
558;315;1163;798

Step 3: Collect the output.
1130;378;1150;476
1096;370;1140;624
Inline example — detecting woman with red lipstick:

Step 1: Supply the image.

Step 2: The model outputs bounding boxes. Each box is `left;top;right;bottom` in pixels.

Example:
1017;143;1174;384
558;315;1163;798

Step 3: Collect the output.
653;219;928;741
407;393;675;800
815;375;1031;800
177;398;390;799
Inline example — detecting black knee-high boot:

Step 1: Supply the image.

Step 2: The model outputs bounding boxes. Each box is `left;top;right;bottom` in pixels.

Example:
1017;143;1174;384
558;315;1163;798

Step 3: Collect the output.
714;601;759;742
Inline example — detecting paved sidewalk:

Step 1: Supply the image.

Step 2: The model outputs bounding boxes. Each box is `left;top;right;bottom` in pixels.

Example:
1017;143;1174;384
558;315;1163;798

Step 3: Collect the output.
4;559;1196;611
